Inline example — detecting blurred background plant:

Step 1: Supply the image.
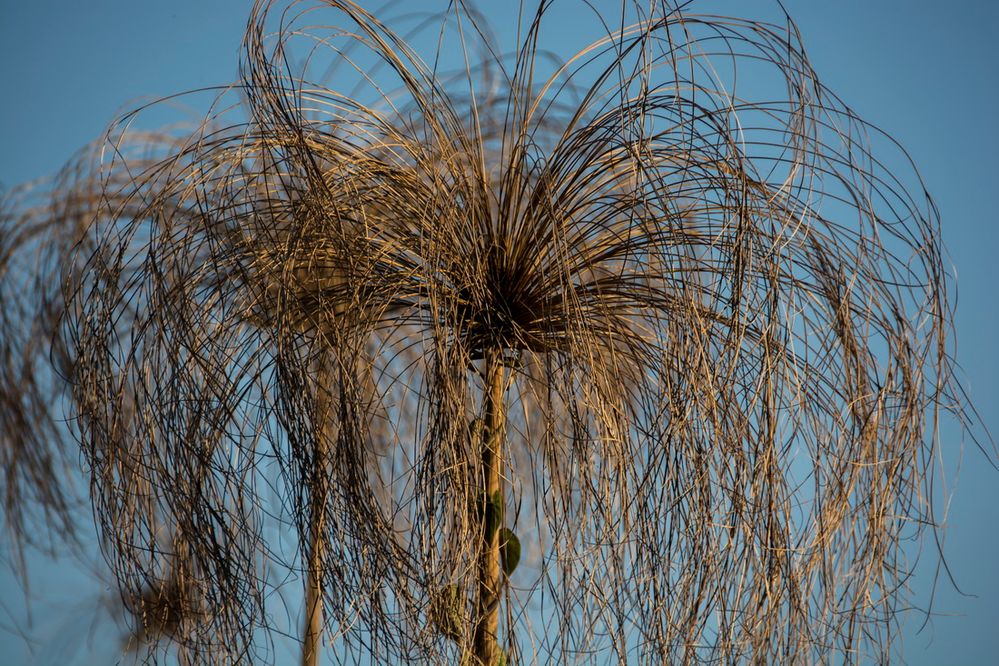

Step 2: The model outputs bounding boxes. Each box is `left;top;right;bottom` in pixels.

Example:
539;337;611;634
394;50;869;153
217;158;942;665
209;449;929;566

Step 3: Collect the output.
0;1;991;664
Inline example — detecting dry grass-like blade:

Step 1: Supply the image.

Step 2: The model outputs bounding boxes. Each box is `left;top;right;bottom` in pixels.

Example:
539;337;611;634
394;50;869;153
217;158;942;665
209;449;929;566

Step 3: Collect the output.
0;1;986;663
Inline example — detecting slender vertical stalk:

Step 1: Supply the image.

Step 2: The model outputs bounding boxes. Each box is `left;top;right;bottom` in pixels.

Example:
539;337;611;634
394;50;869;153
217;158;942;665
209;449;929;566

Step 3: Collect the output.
303;363;332;666
303;493;325;666
473;349;506;665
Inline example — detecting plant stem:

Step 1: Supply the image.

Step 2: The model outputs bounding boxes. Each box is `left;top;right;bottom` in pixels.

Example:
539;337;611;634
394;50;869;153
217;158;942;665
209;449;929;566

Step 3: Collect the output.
303;365;332;666
303;496;325;666
473;349;506;665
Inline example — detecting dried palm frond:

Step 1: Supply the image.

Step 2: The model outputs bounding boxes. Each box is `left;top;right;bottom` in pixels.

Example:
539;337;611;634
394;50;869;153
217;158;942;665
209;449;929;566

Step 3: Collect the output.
1;137;184;565
120;534;206;663
0;1;983;664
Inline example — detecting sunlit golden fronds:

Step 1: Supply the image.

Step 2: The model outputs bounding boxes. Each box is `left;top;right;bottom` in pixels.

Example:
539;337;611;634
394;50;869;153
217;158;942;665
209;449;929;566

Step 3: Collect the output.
0;1;980;663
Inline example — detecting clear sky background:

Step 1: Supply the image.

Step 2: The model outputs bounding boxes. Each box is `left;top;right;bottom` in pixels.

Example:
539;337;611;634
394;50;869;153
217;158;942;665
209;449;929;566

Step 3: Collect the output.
0;1;996;664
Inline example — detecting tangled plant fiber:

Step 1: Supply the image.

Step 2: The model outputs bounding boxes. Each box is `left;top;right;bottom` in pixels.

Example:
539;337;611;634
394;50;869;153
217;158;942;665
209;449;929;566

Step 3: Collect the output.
0;1;981;663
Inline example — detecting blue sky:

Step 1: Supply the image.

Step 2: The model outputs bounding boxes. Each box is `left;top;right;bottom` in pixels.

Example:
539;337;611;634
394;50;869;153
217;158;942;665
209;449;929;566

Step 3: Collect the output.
1;1;996;663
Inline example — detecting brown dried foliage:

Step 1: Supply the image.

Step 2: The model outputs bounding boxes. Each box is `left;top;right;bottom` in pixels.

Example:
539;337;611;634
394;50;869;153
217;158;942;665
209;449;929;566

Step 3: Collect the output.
0;1;982;663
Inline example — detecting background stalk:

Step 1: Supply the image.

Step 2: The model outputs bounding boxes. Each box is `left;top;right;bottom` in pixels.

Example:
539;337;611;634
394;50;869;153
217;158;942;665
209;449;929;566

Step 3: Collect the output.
303;362;332;666
302;492;325;666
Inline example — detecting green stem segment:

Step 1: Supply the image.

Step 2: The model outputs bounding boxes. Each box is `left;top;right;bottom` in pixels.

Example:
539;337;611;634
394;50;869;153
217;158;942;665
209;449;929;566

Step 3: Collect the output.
473;350;506;665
